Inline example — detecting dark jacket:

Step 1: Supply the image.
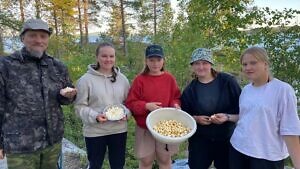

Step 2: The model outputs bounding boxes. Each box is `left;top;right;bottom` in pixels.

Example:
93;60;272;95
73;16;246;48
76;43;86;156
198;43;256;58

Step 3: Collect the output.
0;47;74;153
181;72;241;140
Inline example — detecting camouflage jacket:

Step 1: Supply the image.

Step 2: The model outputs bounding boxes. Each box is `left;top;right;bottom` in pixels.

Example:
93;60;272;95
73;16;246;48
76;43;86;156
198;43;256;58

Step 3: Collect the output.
0;47;74;154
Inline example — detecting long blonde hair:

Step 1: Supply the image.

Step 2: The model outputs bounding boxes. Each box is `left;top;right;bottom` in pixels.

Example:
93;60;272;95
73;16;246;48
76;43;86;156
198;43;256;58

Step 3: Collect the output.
240;46;273;78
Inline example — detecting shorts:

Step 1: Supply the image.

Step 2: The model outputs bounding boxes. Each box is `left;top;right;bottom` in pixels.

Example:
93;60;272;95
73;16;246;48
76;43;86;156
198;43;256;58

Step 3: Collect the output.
134;125;179;159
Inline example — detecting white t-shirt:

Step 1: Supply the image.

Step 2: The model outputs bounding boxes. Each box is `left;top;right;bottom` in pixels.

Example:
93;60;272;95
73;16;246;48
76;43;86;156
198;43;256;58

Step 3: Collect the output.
230;78;300;161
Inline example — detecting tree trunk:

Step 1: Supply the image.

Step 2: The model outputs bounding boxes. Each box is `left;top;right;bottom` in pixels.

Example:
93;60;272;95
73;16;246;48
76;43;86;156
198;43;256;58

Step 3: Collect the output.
153;0;157;36
120;0;127;56
83;0;89;45
53;8;59;36
52;7;60;57
0;29;4;55
77;0;83;46
19;0;25;22
35;0;41;19
61;9;65;35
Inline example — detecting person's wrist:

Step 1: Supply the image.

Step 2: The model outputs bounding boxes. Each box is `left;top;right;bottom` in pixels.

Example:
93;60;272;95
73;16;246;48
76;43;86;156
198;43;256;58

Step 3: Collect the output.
226;114;230;121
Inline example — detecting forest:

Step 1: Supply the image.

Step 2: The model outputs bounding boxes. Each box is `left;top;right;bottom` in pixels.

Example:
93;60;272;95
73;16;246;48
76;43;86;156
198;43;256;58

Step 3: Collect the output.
1;0;299;168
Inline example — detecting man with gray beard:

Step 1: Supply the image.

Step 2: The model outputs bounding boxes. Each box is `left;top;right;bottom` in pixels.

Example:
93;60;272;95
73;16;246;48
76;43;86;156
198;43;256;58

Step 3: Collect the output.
0;18;77;169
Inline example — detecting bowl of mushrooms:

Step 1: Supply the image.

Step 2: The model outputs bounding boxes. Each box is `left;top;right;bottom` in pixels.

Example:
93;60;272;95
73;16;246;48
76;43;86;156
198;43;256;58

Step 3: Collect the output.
146;108;197;144
104;104;126;121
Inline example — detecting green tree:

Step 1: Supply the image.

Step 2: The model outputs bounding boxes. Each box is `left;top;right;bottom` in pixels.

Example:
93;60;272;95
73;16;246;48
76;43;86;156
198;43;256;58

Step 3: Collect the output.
134;0;173;38
166;0;300;96
106;0;138;56
244;8;300;94
135;0;153;36
108;3;123;42
0;9;22;55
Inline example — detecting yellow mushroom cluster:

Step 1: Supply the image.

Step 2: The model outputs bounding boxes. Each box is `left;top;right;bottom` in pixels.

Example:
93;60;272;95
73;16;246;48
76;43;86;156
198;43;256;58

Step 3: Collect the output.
153;120;191;137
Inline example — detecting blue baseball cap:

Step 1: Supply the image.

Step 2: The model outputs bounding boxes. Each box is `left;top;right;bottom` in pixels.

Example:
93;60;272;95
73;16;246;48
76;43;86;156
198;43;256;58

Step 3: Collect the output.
145;44;164;58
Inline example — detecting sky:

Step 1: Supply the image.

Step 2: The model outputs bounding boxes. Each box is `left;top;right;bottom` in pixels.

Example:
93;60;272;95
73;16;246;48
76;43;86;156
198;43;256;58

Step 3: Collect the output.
253;0;300;10
170;0;300;11
169;0;300;26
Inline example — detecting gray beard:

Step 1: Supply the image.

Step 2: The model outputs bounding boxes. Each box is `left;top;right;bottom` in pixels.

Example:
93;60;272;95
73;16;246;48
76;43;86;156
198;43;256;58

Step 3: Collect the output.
28;49;44;59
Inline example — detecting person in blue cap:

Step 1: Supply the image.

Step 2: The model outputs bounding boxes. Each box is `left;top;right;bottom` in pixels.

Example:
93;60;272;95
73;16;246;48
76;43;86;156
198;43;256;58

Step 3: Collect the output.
126;44;181;169
0;18;76;169
181;48;241;169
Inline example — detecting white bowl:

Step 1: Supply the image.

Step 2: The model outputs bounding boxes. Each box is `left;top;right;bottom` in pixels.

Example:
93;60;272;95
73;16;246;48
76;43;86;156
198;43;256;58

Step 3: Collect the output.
104;104;126;121
146;108;197;144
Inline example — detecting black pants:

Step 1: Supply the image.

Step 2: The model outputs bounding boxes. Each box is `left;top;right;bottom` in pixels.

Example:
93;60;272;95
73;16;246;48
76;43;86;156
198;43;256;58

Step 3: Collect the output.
85;132;127;169
188;137;230;169
229;145;284;169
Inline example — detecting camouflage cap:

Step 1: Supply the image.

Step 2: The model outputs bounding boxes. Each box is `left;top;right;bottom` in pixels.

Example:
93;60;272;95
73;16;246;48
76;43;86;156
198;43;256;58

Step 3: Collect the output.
190;48;213;65
20;19;52;36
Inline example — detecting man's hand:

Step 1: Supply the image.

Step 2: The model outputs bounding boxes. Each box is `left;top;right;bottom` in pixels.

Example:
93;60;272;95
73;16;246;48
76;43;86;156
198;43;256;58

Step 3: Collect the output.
0;149;4;159
60;87;77;99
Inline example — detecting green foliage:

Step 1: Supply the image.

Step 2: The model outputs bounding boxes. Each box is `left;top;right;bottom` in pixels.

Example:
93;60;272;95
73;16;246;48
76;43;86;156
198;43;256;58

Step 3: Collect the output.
260;25;300;93
0;13;22;31
123;41;146;81
124;119;139;168
135;0;153;36
108;3;123;42
238;8;300;94
156;2;174;38
63;106;85;148
168;0;300;96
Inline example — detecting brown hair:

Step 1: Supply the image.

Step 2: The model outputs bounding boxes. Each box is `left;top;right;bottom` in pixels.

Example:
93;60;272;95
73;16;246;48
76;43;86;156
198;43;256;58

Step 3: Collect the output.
141;58;165;75
95;42;117;83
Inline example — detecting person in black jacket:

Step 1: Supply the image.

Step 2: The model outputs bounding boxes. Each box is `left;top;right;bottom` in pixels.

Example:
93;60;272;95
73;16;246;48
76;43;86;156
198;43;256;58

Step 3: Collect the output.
181;48;241;169
0;19;76;169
